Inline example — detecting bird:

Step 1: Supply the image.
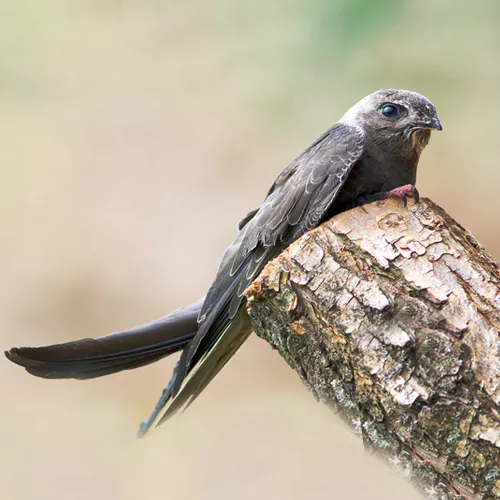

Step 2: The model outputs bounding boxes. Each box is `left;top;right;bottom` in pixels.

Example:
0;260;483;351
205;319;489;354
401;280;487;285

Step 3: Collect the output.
5;89;442;437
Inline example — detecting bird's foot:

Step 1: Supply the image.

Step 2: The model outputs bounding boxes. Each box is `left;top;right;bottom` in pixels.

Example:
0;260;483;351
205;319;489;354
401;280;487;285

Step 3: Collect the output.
384;184;419;207
359;184;419;208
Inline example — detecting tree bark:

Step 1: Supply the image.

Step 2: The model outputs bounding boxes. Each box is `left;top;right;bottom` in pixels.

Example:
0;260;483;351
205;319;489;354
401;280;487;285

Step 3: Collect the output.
245;198;500;499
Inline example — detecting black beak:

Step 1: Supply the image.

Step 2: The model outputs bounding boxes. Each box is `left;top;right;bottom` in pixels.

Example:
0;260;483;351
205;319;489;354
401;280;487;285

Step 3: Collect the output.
428;117;442;131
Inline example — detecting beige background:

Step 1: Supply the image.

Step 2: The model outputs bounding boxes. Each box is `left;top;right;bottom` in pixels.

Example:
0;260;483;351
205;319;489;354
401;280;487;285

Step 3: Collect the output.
2;1;499;499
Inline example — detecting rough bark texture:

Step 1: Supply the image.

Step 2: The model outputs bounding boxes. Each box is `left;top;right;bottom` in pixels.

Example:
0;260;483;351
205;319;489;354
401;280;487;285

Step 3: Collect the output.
245;198;500;499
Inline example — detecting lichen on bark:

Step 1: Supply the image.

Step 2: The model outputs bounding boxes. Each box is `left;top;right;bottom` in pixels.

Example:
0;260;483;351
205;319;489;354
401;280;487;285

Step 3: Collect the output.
246;198;500;499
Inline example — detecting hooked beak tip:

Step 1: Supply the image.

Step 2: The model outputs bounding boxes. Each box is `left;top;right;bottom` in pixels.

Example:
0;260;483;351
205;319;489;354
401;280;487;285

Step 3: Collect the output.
430;117;443;131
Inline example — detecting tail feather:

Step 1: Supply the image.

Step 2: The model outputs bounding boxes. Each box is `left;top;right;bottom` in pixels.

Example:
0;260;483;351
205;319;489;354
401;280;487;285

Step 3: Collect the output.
5;298;204;380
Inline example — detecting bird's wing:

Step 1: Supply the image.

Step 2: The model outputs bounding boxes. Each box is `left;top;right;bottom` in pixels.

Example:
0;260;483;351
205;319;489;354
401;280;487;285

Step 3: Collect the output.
198;123;365;327
140;123;365;435
5;298;205;379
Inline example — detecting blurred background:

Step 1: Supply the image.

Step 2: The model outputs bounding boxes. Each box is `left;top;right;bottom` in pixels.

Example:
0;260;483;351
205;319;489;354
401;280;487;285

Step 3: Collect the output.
1;1;499;499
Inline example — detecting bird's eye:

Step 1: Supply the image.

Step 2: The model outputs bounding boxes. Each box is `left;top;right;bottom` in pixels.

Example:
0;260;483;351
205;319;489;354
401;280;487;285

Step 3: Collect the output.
380;104;398;118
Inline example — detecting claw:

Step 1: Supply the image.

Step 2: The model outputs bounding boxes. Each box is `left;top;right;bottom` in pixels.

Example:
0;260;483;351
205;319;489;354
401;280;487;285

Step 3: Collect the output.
355;184;420;209
385;184;419;207
411;185;420;202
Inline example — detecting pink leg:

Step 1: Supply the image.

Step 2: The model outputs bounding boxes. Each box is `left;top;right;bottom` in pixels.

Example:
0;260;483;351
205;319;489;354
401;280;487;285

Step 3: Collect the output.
383;184;419;207
357;184;420;208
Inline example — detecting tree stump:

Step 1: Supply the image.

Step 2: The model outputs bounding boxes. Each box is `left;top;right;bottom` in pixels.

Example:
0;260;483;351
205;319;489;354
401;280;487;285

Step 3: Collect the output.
245;198;500;499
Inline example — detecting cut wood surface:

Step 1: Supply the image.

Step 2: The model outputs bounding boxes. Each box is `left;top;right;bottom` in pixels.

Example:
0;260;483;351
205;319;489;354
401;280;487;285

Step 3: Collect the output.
245;198;500;499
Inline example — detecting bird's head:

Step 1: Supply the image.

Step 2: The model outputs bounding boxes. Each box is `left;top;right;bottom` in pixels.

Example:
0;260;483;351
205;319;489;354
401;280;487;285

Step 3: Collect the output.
340;89;442;154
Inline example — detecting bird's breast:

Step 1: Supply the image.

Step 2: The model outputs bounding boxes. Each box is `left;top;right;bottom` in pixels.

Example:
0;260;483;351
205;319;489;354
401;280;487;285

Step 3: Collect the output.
325;151;418;217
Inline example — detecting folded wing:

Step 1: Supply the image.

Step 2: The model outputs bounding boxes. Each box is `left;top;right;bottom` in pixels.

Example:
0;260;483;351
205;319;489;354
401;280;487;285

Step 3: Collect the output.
5;298;204;379
140;123;365;434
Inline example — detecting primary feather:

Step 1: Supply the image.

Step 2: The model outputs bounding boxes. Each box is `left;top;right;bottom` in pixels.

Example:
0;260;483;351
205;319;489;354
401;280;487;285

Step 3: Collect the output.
138;123;365;434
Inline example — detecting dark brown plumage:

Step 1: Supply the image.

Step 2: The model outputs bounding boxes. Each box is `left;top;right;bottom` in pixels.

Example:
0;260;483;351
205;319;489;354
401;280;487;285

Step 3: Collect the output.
5;89;442;437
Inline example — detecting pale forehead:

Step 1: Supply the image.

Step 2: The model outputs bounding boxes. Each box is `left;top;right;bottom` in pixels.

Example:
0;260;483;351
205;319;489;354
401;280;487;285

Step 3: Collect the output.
339;89;436;125
372;89;436;112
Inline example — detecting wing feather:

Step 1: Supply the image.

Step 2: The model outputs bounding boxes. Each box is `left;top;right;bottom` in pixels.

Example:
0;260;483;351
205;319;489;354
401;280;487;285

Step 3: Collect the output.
140;123;365;435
